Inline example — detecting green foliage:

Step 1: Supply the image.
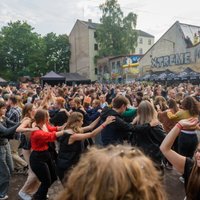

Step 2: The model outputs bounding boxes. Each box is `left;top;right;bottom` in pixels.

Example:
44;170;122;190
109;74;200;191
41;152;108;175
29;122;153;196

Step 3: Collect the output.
96;0;137;57
0;21;71;81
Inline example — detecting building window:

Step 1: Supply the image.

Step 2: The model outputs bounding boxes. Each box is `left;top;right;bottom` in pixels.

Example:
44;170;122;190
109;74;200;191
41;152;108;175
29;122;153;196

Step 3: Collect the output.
139;38;143;44
95;68;98;75
94;31;97;38
94;43;98;51
117;61;120;67
148;39;151;45
139;48;143;54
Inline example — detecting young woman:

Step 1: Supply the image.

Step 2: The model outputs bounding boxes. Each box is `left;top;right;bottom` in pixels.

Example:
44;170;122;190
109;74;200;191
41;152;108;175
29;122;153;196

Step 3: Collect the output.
131;100;166;170
167;96;199;158
160;118;200;200
0;100;21;200
29;109;66;200
56;145;166;200
16;103;40;200
56;112;115;182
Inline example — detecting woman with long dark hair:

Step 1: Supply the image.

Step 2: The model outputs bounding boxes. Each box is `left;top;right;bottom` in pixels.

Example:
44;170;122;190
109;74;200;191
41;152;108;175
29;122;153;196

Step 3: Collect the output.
17;103;40;200
167;96;199;158
160;118;200;200
29;109;66;200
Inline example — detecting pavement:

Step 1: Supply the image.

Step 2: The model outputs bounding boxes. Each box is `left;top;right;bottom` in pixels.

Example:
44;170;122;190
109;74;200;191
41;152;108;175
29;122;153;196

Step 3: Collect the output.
8;168;185;200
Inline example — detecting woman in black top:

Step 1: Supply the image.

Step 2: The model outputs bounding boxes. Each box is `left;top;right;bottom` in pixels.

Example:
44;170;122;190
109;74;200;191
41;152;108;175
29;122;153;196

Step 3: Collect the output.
56;112;115;182
160;118;200;200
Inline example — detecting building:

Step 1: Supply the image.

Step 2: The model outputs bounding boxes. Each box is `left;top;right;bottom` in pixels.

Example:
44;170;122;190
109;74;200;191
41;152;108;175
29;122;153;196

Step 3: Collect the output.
135;30;155;54
69;19;155;82
97;54;143;83
139;21;200;76
69;19;99;82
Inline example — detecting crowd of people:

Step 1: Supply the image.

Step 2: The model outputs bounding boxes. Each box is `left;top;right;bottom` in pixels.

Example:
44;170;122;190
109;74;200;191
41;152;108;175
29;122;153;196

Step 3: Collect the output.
0;81;199;200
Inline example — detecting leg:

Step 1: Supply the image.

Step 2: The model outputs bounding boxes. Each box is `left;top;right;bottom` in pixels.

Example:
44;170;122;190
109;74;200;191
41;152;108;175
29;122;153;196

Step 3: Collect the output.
20;149;40;195
0;144;12;197
30;152;52;200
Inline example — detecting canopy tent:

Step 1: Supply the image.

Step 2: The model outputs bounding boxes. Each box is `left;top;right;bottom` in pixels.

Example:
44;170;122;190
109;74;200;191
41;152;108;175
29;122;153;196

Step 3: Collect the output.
0;77;8;86
177;67;200;80
156;69;176;81
41;71;65;86
60;72;91;85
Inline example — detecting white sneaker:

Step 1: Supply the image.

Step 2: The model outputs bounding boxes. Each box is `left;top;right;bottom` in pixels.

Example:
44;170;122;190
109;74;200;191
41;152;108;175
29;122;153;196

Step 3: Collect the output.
179;176;185;184
0;195;8;200
18;191;32;200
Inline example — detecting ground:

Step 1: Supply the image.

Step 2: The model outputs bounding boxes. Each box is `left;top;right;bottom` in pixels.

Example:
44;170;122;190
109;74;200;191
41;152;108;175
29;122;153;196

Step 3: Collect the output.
8;168;185;200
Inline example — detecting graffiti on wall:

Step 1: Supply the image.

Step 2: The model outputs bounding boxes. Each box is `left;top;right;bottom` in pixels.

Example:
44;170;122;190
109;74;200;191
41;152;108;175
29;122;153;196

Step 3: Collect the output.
151;52;191;68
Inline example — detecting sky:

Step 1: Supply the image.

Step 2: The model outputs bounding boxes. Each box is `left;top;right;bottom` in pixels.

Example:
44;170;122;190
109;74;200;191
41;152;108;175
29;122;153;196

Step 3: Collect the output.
0;0;200;41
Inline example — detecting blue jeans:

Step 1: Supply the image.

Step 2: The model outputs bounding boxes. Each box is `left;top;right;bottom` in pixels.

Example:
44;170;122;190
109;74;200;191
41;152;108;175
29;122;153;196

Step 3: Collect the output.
0;142;13;197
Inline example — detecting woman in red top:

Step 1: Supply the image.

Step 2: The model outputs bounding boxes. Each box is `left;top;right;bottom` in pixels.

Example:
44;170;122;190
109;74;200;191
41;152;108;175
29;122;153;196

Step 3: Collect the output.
30;109;65;200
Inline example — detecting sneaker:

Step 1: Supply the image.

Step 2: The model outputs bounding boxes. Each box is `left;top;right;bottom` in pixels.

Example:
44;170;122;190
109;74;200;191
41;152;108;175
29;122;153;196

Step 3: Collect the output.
18;191;32;200
179;176;185;183
0;195;8;200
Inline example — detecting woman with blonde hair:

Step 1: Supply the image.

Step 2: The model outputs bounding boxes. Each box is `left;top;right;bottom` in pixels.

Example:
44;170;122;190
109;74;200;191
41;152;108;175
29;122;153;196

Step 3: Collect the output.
56;112;115;182
56;145;166;200
130;100;166;170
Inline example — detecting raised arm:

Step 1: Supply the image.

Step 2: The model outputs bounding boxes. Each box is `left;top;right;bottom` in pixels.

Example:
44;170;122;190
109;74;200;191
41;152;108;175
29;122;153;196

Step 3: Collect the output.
69;116;115;143
82;117;100;132
160;118;198;174
0;122;20;138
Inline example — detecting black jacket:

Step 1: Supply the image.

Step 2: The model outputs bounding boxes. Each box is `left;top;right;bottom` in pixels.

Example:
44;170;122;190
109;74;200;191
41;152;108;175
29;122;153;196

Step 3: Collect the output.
130;124;166;164
100;108;150;146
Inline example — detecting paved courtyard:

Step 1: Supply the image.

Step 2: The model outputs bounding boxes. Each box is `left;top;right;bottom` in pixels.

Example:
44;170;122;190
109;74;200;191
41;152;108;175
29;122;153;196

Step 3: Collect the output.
8;168;185;200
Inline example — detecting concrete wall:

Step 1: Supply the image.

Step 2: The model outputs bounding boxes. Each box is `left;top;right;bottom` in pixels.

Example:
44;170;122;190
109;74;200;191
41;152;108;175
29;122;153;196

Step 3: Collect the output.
69;21;90;78
135;36;154;54
88;29;98;81
140;22;200;74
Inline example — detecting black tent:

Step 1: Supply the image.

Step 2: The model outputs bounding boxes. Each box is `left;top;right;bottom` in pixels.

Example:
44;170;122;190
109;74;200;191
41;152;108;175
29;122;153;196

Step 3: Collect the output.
156;69;176;81
60;72;91;85
175;67;200;81
0;77;8;86
41;71;65;86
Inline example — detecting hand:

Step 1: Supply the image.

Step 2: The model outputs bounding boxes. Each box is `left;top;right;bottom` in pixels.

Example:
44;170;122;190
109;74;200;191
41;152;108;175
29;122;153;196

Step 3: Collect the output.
105;116;116;125
150;118;160;127
179;118;199;130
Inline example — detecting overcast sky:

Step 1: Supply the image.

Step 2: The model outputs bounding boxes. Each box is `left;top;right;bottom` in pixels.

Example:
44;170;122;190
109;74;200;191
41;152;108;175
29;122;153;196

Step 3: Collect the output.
0;0;199;41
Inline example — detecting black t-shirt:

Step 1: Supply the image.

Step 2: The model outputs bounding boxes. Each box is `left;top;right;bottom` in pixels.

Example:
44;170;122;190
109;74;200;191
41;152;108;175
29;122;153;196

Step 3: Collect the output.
183;157;194;189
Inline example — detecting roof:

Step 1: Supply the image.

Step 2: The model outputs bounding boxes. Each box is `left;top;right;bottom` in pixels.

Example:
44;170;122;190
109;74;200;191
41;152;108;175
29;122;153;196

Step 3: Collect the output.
59;72;90;81
41;71;65;80
137;30;154;38
80;20;100;29
179;23;200;46
79;20;155;39
0;77;7;82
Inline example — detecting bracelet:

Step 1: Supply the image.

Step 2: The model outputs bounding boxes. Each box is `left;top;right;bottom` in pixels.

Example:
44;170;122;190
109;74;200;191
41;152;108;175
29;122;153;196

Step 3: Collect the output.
101;124;106;129
176;123;183;130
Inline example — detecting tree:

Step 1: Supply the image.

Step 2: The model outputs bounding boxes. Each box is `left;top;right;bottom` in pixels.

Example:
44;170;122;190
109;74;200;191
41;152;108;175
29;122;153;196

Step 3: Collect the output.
96;0;137;57
0;21;71;80
44;33;70;73
0;21;46;80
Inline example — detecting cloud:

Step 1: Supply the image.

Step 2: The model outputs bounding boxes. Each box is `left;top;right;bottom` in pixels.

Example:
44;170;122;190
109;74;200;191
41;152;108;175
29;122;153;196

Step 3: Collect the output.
0;0;200;41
